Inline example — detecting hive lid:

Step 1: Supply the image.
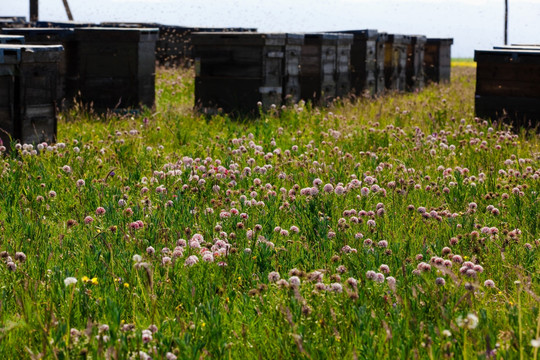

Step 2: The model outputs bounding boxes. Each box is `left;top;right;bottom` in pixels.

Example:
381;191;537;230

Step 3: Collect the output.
0;34;25;41
335;29;378;40
75;27;160;41
475;49;540;63
35;20;95;28
192;32;286;46
427;38;454;45
2;27;75;40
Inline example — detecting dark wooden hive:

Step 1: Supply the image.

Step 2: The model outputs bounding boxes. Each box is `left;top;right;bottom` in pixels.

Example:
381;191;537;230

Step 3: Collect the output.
336;29;378;96
384;34;411;91
406;35;427;91
300;33;340;104
1;27;76;106
335;33;353;98
424;38;453;83
0;44;63;146
475;49;540;128
74;27;159;111
193;32;292;114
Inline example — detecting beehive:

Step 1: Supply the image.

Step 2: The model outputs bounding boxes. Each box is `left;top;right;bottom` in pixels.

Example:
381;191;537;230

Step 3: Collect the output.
74;27;159;110
300;33;338;104
406;35;427;91
424;38;453;83
1;27;76;105
384;34;411;91
475;48;540;127
0;44;63;146
337;29;378;96
335;33;353;98
193;32;291;114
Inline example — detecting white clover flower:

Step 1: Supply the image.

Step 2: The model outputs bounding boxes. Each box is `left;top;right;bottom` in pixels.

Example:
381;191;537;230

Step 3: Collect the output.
64;277;77;287
456;313;479;329
132;254;142;263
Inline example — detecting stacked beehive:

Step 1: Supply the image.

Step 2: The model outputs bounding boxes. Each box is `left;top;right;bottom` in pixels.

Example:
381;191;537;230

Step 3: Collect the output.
0;44;63;146
475;45;540;126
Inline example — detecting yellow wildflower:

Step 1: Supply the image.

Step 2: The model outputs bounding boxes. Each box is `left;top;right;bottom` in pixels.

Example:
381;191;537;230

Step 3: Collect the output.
91;277;98;285
124;283;130;288
82;276;90;283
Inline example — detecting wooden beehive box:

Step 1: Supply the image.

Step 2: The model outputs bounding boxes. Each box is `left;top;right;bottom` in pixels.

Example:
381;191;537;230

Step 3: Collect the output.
335;33;353;98
193;32;288;114
300;33;339;104
0;34;24;44
0;44;63;146
475;49;540;127
1;27;76;106
424;38;453;83
337;29;378;96
74;27;159;111
384;34;411;91
283;33;304;104
375;32;388;94
406;35;427;91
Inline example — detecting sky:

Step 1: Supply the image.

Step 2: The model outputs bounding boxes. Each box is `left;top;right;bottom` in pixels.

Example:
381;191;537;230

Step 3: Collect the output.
2;0;540;57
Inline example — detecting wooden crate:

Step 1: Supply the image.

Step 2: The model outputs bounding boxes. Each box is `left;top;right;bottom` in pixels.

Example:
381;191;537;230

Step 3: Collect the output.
193;32;289;114
0;34;24;44
300;33;340;104
424;38;453;83
475;49;540;127
1;28;76;105
337;30;378;96
74;27;159;110
406;35;427;91
0;44;63;146
384;34;411;91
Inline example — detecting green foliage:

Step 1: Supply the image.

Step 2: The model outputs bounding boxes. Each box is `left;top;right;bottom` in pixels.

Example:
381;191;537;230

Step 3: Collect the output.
0;66;538;359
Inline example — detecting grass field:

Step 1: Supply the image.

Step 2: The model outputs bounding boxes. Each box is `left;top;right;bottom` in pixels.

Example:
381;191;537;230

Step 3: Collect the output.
0;65;538;359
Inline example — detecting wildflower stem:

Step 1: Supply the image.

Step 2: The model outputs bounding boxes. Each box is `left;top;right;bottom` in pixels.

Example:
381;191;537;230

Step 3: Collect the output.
463;328;468;360
517;282;523;360
534;311;540;360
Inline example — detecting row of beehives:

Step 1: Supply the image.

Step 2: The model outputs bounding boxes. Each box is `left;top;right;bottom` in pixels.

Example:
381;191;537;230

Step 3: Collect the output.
0;26;160;147
191;31;453;114
1;19;256;67
475;45;540;127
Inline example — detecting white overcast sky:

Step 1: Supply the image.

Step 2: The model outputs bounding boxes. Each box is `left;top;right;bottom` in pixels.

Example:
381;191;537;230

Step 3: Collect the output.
2;0;540;57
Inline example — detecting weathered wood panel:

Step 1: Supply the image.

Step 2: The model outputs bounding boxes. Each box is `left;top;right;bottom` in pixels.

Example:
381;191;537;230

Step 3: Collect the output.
335;34;353;98
406;35;426;91
384;34;411;91
337;30;378;96
424;38;453;83
300;33;338;104
283;34;304;104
